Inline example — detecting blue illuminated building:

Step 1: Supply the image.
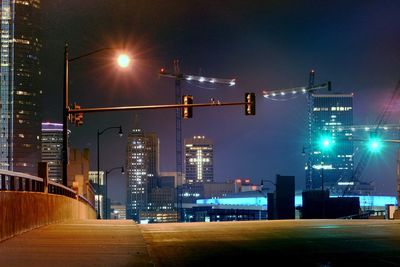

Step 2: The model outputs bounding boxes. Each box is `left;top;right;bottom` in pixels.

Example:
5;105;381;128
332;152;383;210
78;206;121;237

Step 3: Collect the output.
306;94;354;194
196;194;397;218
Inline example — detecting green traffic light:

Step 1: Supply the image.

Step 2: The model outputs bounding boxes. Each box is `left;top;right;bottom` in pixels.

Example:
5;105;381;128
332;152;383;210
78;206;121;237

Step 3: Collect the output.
368;138;382;153
322;139;331;148
318;135;334;151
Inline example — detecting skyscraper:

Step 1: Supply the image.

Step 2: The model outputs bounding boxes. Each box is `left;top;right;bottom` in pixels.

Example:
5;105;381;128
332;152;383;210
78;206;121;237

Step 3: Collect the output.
0;1;42;174
184;136;214;184
41;122;62;183
307;93;354;194
126;126;159;221
89;170;104;218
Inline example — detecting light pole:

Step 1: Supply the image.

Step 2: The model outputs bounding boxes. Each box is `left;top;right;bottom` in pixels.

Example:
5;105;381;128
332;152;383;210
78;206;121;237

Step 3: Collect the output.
260;179;276;220
261;179;276;191
105;166;124;219
62;43;130;187
97;126;123;219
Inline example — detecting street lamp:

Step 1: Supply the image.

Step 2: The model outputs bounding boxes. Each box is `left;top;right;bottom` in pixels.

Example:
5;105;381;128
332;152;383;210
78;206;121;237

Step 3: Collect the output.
97;126;123;219
260;179;276;191
62;43;130;187
117;54;130;68
105;166;125;219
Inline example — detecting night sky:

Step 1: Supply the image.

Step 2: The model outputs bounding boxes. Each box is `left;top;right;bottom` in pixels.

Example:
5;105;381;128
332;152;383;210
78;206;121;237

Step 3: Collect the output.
40;1;400;203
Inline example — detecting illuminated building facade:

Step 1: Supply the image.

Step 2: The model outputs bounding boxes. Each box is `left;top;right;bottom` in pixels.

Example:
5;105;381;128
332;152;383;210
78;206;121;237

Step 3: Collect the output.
184;136;213;184
41;122;62;183
89;171;104;218
126;127;159;221
307;93;354;194
0;0;42;174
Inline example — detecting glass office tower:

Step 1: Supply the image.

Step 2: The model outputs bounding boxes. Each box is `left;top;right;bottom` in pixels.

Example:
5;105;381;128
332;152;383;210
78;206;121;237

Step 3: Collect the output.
0;0;42;174
126;126;159;221
307;93;354;194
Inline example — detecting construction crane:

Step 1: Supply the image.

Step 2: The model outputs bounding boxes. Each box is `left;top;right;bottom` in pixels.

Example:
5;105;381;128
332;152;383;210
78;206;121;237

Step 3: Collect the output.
338;80;400;197
328;80;400;198
263;71;332;190
159;60;236;222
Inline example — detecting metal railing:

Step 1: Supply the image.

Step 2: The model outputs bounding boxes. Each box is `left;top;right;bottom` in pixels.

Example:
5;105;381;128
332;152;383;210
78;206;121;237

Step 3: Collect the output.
0;169;94;209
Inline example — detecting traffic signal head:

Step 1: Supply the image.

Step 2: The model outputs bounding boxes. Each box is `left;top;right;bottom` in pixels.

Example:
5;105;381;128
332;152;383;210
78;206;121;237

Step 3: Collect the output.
318;135;334;152
367;136;383;153
245;93;255;115
182;95;193;119
68;103;84;126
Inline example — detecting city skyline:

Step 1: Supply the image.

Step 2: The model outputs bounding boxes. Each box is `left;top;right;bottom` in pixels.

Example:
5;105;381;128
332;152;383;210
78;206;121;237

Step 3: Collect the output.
37;1;400;204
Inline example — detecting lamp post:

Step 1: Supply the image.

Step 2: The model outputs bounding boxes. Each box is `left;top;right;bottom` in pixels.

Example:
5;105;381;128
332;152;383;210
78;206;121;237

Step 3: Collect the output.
105;166;125;219
62;43;130;187
260;179;276;191
260;179;276;220
97;126;123;219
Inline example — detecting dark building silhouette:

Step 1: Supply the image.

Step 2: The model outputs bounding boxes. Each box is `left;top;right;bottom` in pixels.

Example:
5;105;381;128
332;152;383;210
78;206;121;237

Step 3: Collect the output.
268;175;295;220
301;190;360;219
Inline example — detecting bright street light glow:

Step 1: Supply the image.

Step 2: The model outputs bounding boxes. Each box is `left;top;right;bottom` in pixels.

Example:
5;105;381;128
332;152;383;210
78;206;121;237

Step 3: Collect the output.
117;54;130;68
322;139;330;147
371;141;379;149
319;135;334;151
368;138;383;153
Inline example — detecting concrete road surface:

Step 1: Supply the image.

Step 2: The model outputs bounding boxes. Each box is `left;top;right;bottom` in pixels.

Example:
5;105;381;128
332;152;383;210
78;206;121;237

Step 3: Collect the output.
0;220;153;267
2;219;400;266
140;220;400;266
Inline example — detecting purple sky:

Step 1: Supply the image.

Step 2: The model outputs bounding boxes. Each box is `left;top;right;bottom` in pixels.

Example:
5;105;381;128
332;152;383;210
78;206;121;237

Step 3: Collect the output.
41;0;400;203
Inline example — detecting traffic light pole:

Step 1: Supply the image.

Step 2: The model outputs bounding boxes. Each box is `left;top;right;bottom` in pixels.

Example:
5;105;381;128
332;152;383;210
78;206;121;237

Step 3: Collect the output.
67;101;252;115
62;44;69;187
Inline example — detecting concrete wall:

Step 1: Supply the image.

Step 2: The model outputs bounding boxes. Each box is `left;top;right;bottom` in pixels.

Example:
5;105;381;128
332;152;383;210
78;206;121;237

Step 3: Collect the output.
0;191;96;242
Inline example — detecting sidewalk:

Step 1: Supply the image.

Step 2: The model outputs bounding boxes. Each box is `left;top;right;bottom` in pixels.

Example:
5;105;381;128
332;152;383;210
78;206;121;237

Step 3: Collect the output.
0;220;153;267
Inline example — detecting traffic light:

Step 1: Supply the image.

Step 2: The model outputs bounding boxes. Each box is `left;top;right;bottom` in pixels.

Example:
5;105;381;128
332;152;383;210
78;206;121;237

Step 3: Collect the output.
368;132;383;153
68;103;84;126
318;135;334;152
245;93;255;115
182;95;193;119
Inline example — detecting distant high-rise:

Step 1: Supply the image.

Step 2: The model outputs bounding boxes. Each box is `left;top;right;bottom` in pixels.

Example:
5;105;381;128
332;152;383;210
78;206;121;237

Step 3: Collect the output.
41;122;62;183
89;171;104;218
0;1;42;174
184;136;214;184
0;0;42;174
126;126;159;221
307;93;354;194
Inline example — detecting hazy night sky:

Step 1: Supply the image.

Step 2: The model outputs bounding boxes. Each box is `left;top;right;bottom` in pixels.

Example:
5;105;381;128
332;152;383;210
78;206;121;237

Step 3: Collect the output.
40;1;400;203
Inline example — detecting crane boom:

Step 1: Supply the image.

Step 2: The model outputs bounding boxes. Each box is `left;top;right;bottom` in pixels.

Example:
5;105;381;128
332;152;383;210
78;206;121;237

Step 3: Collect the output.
160;69;236;86
263;81;331;98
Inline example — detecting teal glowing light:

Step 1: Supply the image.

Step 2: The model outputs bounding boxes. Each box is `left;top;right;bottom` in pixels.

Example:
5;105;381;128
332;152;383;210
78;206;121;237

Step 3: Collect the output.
322;139;331;147
318;135;334;151
368;138;383;153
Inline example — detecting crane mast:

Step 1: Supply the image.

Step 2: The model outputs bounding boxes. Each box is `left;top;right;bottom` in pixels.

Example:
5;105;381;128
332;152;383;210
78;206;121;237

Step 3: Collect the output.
307;70;315;190
160;61;235;222
262;71;331;190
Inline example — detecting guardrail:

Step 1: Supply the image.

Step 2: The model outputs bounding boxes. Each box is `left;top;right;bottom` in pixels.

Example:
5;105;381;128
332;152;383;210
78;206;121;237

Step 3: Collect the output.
0;168;95;210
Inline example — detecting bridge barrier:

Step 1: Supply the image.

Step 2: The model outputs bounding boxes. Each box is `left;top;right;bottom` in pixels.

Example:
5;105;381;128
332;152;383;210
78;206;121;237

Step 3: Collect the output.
0;164;96;242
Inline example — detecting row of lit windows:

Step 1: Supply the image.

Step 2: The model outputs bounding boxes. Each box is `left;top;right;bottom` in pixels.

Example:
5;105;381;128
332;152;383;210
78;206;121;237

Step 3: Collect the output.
314;107;352;112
